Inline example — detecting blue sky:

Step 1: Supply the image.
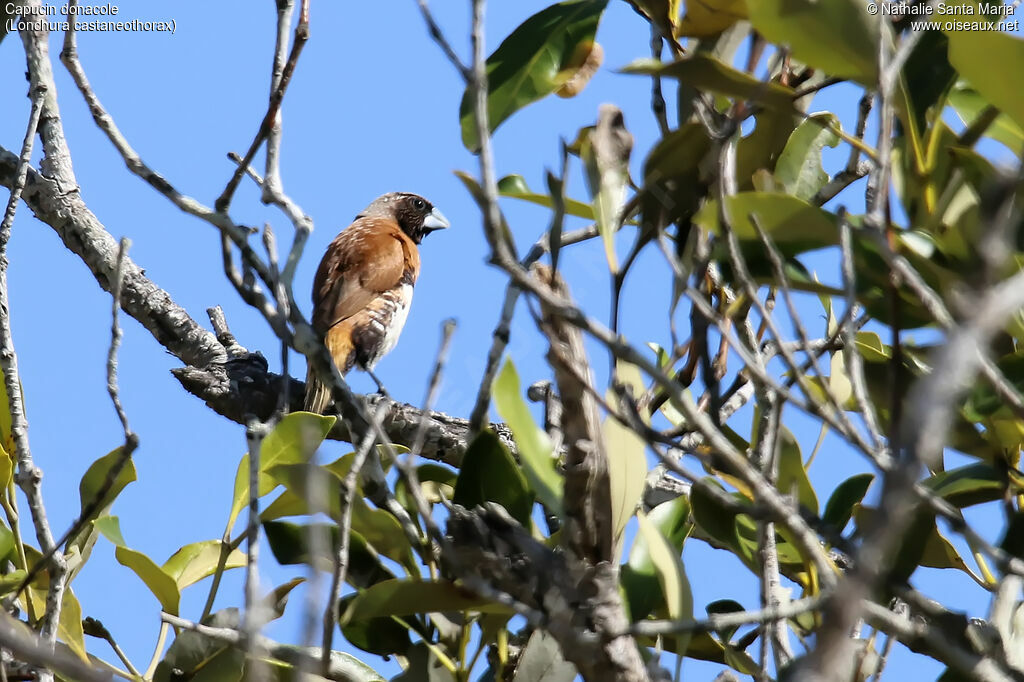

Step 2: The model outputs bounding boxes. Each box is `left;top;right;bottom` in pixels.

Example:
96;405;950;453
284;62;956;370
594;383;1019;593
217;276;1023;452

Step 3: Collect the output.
1;1;1020;679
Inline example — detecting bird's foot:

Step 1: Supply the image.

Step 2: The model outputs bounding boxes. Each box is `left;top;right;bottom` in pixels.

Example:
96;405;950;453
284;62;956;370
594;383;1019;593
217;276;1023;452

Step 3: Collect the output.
367;369;391;400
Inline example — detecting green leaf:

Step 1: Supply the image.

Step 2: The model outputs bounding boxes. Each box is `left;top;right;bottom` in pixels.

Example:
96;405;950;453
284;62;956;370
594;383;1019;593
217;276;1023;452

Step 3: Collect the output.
0;570;26;597
513;629;577;681
453;431;534;526
93;515;127;546
776;428;818;514
637;510;694;656
822;473;874;533
265;462;418;572
689;479;741;552
638;122;711;237
459;0;609;152
492;359;563;516
774;113;840;200
154;609;244;682
746;0;879;84
705;599;746;643
946;30;1024;131
949;83;1024;153
392;643;455;682
622;496;691;621
58;588;88;662
228;412;336;532
115;545;181;615
340;605;413;657
697;191;839;257
922;463;1007;508
677;0;746;37
605;363;649;557
269;649;386;682
342;579;511;622
78;447;136;521
263;520;396;588
621;54;797;111
263;520;336;570
0;521;14;565
497;174;594;219
162;540;246;590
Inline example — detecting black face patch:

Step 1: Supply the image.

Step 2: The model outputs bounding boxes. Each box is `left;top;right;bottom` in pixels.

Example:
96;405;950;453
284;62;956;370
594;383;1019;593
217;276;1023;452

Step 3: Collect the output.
392;194;435;243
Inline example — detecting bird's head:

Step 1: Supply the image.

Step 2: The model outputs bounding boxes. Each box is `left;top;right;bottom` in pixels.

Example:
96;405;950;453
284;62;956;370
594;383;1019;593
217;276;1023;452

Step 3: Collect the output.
360;192;449;244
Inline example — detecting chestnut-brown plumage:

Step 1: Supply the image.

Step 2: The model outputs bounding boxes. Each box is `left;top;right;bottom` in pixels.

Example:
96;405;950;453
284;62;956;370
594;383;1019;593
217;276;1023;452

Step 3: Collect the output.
304;192;449;413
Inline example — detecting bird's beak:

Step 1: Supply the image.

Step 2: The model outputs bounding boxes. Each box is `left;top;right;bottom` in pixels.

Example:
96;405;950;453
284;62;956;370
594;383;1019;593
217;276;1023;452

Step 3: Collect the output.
423;207;450;232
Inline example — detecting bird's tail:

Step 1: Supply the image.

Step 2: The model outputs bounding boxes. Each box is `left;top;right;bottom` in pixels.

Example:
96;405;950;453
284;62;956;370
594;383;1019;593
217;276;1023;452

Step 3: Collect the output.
304;363;332;414
303;324;356;414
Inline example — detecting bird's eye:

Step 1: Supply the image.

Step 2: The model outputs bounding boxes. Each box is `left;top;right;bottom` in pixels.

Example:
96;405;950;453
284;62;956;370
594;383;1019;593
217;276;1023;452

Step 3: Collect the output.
413;198;426;210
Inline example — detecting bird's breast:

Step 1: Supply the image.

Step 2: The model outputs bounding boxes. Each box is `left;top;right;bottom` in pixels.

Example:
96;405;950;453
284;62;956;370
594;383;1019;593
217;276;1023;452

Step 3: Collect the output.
357;284;414;370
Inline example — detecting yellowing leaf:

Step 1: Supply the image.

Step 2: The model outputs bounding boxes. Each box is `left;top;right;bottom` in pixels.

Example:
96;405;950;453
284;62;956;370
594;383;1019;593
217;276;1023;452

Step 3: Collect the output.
605;363;648;559
677;0;747;37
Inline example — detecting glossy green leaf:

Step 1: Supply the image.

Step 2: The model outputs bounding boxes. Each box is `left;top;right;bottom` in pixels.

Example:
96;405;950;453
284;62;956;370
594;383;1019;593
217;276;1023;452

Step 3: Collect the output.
263;520;396;587
897;29;957;169
342;579;511;622
776;428;819;514
747;0;879;84
949;83;1024;153
340;601;413;657
774;113;840;200
492;359;563;516
154;609;243;682
497;174;594;219
705;599;746;643
163;540;246;590
459;0;609;152
697;191;839;256
922;463;1007;508
513;629;577;681
689;479;741;552
265;462;418;572
1000;512;1024;560
822;473;874;533
264;519;335;571
271;649;386;682
622;54;797;111
227;412;336;532
637;510;693;655
947;30;1024;130
453;431;533;526
622;496;691;621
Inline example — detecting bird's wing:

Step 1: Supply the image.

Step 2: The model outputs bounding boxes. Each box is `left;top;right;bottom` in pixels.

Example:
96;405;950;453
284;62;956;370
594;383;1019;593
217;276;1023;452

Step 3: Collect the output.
312;217;418;332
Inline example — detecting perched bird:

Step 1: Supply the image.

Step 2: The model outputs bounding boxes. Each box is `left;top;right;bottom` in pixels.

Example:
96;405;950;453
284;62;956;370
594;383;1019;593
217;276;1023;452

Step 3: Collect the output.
304;192;449;413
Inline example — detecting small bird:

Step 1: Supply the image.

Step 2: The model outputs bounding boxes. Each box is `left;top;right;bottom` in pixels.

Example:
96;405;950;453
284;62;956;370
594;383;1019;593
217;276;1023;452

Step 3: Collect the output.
304;192;449;413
